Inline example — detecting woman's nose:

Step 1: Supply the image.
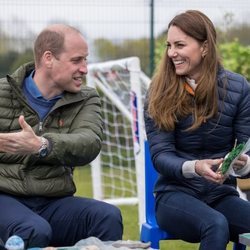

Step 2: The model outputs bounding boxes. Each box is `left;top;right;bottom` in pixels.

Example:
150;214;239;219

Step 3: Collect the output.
168;47;177;57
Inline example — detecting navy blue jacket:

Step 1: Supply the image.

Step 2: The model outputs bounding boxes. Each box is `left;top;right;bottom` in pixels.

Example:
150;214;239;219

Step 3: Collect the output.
144;68;250;203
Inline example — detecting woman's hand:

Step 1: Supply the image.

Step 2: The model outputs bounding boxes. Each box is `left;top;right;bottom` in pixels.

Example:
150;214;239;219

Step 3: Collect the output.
232;153;248;171
195;158;225;183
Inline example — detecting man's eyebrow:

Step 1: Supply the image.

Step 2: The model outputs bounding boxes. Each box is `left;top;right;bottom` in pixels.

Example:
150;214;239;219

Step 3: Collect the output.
71;55;87;60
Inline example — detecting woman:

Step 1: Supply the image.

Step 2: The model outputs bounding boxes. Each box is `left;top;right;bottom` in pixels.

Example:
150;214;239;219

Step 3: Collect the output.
144;10;250;250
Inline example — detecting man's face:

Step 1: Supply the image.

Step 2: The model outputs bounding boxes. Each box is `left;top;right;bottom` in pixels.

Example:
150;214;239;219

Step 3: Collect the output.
50;32;89;93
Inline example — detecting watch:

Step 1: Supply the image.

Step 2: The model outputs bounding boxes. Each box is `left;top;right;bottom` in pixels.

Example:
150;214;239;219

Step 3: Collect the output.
38;136;49;158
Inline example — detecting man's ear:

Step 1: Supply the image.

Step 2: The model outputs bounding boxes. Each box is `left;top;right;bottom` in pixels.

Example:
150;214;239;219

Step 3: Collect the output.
43;51;53;68
201;40;208;58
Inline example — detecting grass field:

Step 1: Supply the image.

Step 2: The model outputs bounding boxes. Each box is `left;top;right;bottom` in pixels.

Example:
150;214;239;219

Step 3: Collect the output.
73;166;247;250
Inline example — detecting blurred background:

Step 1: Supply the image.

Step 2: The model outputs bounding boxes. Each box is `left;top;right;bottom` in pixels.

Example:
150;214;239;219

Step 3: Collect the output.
0;0;250;79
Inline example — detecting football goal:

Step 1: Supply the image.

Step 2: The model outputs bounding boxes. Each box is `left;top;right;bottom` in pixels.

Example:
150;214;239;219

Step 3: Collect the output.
86;57;150;226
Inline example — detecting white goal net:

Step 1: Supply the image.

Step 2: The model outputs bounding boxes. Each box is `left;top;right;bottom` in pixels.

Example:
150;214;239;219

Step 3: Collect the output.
86;57;150;226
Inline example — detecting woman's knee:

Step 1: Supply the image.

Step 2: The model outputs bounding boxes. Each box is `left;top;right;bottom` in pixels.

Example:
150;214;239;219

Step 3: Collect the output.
204;214;229;238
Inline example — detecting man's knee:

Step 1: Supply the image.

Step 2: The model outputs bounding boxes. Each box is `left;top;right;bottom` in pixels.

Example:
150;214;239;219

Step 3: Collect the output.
20;220;52;248
110;206;123;232
93;203;123;241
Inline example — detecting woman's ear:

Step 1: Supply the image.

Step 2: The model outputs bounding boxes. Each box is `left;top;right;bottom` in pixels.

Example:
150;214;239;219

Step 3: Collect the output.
201;40;208;58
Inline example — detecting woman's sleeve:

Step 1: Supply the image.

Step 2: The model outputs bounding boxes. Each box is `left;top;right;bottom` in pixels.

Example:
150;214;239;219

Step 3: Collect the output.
144;99;188;181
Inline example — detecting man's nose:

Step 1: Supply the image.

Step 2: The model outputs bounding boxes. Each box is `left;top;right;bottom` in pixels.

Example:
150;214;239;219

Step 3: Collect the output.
79;62;88;74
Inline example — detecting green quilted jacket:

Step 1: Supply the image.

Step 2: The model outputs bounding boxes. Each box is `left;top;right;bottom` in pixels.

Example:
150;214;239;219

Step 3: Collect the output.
0;62;103;197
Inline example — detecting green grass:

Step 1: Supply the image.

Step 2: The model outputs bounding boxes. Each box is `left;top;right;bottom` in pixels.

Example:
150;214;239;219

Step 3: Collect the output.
73;166;247;250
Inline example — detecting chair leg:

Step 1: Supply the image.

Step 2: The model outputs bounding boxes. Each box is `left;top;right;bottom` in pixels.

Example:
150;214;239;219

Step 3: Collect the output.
140;223;169;249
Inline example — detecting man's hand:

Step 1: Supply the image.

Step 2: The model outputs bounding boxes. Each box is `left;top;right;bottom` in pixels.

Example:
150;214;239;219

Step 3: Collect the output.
0;115;41;154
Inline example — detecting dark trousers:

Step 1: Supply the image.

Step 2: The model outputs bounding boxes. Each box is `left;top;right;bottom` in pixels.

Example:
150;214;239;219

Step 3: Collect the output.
0;194;123;248
156;191;250;250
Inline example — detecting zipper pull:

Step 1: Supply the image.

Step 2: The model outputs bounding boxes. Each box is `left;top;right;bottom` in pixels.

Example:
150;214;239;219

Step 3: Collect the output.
39;121;43;132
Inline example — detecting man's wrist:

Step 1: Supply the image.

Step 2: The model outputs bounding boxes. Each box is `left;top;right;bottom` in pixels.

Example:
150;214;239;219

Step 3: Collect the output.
36;136;49;158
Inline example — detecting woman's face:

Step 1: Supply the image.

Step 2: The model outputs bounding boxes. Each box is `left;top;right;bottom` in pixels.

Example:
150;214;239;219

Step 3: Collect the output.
166;25;206;80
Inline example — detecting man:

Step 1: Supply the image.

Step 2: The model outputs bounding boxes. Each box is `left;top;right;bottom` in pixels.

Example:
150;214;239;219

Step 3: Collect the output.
0;24;123;248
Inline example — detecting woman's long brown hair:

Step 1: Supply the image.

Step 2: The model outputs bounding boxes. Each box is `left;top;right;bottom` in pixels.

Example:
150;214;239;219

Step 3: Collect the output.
148;10;221;131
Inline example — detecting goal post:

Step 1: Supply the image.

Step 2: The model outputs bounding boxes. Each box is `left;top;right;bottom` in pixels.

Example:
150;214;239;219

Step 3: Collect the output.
86;57;150;227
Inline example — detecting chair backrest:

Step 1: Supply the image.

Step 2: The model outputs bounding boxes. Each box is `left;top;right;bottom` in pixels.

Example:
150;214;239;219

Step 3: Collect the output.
144;140;159;226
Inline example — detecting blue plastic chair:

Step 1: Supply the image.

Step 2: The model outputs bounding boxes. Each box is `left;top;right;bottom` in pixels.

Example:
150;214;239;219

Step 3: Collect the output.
140;141;246;250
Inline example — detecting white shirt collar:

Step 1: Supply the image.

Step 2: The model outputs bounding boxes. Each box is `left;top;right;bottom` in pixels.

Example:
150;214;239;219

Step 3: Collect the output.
186;77;197;91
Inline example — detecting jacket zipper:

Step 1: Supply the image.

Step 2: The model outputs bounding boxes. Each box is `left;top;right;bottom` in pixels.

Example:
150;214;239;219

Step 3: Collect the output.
39;121;43;132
